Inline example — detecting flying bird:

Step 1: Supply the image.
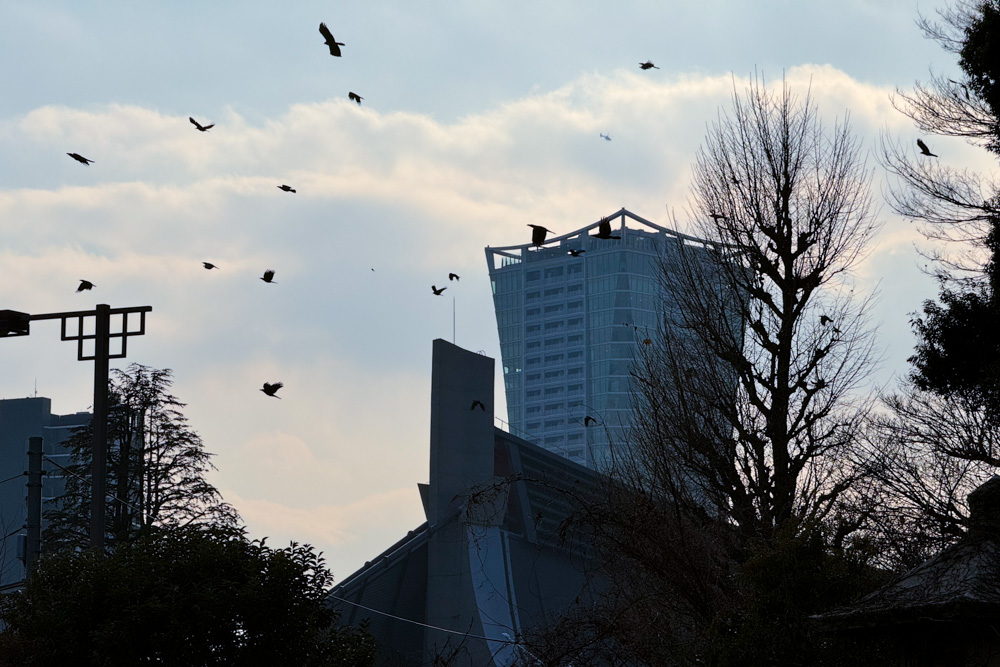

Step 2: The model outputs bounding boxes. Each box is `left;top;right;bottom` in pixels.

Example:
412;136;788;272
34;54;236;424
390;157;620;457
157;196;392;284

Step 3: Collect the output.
448;273;460;281
639;61;659;70
277;184;296;193
917;139;937;157
349;92;363;105
593;216;621;240
202;262;218;270
67;153;93;165
584;416;598;426
568;249;585;257
528;224;553;247
432;285;446;295
76;279;95;292
471;400;486;411
319;22;344;56
600;133;611;141
189;117;214;132
260;270;277;283
261;382;283;398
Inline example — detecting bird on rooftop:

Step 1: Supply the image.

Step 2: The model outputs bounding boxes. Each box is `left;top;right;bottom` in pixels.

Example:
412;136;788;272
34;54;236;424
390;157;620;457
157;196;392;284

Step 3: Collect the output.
76;280;95;292
593;216;621;240
277;184;296;193
528;224;553;247
260;269;277;283
568;249;585;257
349;92;363;105
189;117;214;132
600;133;611;141
319;22;344;56
261;382;283;398
67;153;93;165
639;61;659;70
202;262;218;270
432;285;446;295
448;273;460;281
917;139;938;157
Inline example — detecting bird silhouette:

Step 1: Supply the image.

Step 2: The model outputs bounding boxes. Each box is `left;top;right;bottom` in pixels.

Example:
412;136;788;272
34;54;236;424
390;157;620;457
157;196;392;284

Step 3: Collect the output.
528;224;553;247
277;184;296;193
819;315;833;326
584;416;597;426
471;399;486;411
568;249;585;257
448;273;460;281
431;285;446;295
600;133;611;141
67;153;93;165
917;139;937;157
319;22;344;56
349;92;363;105
202;262;218;270
76;279;95;292
709;212;727;221
261;382;283;398
593;216;621;240
643;338;652;346
260;270;277;283
189;117;214;132
639;61;659;70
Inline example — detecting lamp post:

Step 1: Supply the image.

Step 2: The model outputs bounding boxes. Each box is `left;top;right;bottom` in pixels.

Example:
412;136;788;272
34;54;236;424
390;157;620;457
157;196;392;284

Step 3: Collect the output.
0;305;151;550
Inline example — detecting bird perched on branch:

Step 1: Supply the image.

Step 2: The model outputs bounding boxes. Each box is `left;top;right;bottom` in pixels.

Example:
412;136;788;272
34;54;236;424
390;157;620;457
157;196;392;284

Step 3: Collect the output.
319;22;344;56
528;224;553;247
76;280;95;292
349;92;363;105
261;382;283;398
917;139;937;157
260;270;277;283
189;117;214;132
67;153;93;165
202;262;218;270
639;61;659;70
277;184;296;193
431;285;446;295
593;216;621;240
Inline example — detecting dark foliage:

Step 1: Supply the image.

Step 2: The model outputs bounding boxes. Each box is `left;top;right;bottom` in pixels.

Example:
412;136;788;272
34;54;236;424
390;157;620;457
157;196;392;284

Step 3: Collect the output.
0;525;375;666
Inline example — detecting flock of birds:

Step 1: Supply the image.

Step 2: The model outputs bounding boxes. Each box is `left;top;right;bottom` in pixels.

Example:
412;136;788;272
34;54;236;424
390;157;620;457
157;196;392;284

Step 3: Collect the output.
63;21;368;402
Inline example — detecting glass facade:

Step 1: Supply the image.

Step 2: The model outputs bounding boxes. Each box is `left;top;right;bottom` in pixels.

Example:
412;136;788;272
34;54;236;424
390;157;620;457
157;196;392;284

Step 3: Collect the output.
486;209;716;469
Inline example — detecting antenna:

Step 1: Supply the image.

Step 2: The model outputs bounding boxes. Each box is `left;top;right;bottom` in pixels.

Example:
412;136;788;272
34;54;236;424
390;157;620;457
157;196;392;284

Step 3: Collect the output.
452;296;456;344
34;378;37;398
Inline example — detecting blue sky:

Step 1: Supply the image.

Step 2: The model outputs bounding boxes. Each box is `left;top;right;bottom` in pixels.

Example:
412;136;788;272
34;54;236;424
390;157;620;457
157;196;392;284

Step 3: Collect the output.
0;1;990;581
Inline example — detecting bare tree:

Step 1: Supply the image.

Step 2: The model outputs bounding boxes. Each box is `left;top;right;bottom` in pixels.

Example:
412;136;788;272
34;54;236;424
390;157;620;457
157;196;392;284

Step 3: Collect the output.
623;76;882;546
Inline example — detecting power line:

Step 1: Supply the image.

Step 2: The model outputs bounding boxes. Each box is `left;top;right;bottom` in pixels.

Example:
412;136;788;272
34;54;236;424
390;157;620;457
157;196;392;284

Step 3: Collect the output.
43;455;142;515
0;472;24;486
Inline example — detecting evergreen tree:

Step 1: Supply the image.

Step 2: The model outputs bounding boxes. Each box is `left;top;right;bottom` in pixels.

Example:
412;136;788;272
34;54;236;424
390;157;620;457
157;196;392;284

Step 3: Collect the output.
44;364;239;550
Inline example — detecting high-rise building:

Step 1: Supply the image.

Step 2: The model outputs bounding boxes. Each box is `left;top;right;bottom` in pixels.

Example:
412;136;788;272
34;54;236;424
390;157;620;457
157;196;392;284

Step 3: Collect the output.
0;397;89;588
485;208;718;469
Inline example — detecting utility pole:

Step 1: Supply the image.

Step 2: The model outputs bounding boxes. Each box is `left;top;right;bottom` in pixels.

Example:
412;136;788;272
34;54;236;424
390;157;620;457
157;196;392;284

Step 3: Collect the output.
25;436;43;578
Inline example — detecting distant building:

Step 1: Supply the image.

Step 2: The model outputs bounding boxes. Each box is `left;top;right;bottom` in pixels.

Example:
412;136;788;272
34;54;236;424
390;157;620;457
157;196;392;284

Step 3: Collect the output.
0;397;89;588
485;208;720;469
329;340;604;666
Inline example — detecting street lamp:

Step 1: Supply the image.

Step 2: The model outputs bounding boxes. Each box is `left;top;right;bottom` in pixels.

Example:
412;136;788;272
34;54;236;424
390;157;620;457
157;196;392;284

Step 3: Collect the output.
0;304;151;550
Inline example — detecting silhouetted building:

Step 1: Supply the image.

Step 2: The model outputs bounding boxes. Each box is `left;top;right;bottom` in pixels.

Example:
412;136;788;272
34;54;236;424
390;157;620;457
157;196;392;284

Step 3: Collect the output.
0;397;89;588
329;340;604;666
485;208;720;469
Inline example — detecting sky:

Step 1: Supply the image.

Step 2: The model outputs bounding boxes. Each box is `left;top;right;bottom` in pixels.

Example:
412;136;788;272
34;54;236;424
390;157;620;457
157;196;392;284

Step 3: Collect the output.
0;1;995;582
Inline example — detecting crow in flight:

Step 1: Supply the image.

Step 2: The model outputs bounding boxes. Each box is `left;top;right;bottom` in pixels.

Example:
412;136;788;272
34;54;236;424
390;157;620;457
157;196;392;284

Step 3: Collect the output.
261;382;283;398
528;224;553;247
568;249;585;257
449;273;460;281
471;400;486;411
917;139;937;157
432;285;446;295
202;262;218;270
593;216;621;240
277;184;296;193
584;416;598;426
189;117;214;132
76;279;95;292
67;153;93;165
600;133;611;141
349;92;363;105
260;270;277;283
319;22;344;56
639;61;659;70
